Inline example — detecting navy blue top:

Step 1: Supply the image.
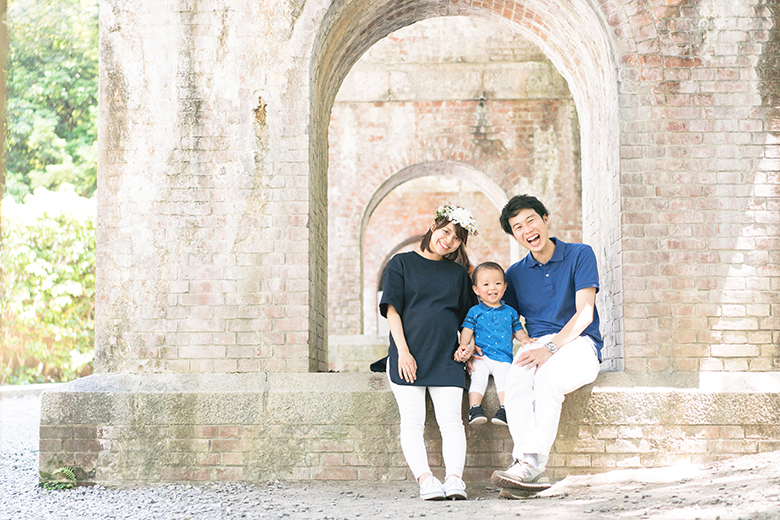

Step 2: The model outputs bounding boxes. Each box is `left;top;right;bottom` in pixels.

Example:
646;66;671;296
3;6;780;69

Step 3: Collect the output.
461;302;522;364
504;238;603;361
380;251;476;388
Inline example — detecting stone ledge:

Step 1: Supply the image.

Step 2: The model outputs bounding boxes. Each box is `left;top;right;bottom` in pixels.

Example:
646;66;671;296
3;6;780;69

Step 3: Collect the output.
38;372;780;485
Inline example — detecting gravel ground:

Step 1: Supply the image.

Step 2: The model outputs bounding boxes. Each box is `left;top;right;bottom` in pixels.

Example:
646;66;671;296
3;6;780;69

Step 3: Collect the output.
2;394;780;520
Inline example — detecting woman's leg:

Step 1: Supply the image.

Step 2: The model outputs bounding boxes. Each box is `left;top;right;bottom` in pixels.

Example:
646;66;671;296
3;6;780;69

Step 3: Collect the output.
388;377;431;481
428;385;467;479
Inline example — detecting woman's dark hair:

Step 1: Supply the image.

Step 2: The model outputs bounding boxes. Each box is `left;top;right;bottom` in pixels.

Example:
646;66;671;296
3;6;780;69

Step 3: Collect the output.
499;195;549;235
471;261;505;286
420;216;470;263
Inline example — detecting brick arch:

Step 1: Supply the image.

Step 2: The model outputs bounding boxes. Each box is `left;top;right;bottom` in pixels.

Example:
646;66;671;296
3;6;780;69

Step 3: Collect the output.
313;0;623;368
360;161;510;243
357;162;513;336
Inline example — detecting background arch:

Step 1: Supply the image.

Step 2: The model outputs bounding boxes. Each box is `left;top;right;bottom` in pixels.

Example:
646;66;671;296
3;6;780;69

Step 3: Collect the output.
314;1;623;369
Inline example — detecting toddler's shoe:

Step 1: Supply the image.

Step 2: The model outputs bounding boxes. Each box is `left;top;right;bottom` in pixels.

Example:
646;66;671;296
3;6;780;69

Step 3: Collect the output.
468;404;488;425
442;475;467;500
491;405;508;426
419;475;446;500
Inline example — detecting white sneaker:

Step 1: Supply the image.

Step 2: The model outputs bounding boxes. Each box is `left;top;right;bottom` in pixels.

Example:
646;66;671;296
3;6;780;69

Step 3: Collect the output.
490;459;551;491
442;475;467;500
418;475;446;500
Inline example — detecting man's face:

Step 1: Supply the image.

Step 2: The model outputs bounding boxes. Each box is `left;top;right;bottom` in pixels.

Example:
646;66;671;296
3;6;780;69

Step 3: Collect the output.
507;208;550;255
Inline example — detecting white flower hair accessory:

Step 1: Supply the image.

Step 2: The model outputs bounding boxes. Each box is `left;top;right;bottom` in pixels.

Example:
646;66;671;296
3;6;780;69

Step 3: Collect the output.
435;204;479;236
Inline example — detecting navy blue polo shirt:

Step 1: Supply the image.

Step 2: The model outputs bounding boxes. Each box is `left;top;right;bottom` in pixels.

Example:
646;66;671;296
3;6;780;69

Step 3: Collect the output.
504;238;603;361
461;302;522;363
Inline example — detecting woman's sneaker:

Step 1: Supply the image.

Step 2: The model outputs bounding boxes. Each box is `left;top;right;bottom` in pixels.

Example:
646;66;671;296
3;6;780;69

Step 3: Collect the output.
468;404;488;425
442;475;467;500
418;475;446;500
491;405;508;426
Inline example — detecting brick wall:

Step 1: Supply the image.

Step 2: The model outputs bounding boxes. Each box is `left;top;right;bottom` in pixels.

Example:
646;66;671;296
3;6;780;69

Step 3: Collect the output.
607;0;780;373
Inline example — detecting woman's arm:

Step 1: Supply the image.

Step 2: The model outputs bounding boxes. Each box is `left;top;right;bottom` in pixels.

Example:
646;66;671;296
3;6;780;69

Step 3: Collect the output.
386;305;417;383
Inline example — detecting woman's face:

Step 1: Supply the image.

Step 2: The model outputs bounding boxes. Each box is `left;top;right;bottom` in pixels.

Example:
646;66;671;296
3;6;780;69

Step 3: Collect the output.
429;221;463;258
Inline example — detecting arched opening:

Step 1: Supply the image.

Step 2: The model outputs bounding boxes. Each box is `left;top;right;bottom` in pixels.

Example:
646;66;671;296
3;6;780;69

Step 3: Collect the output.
313;1;622;373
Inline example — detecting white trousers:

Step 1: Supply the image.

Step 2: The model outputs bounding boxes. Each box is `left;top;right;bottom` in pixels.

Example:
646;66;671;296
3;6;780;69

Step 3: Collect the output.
388;375;466;480
469;356;512;395
504;333;599;467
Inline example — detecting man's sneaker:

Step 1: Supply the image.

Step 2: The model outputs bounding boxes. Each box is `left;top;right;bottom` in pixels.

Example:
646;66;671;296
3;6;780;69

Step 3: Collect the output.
442;475;467;500
498;487;536;499
468;404;488;425
418;475;446;500
491;459;551;491
491;405;508;426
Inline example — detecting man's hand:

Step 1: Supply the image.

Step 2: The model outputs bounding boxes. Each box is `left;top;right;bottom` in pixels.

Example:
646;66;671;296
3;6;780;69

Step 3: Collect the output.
513;346;552;372
465;346;484;375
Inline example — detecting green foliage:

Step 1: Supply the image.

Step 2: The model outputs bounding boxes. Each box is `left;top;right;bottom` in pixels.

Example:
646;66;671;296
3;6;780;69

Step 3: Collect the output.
0;185;96;384
4;0;99;201
39;466;78;490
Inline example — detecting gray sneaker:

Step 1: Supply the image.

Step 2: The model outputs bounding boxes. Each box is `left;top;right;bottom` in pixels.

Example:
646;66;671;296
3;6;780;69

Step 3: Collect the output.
491;459;551;491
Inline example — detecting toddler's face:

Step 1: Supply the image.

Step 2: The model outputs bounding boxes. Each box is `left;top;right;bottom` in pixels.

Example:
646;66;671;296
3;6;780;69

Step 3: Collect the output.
473;269;506;307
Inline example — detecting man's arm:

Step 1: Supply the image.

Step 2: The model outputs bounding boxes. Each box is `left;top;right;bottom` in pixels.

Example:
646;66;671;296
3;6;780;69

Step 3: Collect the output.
514;286;596;369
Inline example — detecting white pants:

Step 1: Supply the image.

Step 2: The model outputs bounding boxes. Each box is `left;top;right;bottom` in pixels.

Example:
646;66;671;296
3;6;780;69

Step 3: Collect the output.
469;356;512;395
505;334;599;467
388;375;466;480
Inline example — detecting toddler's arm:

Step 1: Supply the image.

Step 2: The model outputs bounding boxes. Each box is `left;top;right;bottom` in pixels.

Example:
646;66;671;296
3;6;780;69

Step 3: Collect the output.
513;328;534;346
454;328;475;362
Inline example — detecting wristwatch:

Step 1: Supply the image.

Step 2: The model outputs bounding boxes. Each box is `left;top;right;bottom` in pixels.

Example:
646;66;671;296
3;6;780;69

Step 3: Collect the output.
545;341;558;354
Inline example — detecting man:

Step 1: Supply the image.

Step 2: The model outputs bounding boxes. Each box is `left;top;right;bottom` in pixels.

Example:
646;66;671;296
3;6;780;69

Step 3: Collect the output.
490;194;602;497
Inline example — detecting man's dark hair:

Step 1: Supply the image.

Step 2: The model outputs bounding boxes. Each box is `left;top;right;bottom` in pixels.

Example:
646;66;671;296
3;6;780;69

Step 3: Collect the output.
499;195;549;235
471;261;505;286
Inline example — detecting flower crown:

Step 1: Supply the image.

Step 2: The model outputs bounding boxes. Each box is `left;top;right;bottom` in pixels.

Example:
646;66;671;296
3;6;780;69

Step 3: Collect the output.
435;204;479;236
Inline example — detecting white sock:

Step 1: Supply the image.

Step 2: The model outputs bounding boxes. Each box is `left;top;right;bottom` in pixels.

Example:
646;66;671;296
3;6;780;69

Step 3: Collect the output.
523;453;539;467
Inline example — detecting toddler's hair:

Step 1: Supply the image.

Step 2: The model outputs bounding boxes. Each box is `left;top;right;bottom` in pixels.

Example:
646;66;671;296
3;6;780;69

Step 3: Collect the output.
471;261;505;285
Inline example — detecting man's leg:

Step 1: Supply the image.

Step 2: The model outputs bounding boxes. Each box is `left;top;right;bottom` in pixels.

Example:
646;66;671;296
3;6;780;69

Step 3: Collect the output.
494;335;598;490
532;336;599;466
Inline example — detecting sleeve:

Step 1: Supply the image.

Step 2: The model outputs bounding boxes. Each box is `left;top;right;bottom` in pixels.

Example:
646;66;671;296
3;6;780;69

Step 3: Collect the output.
379;255;405;318
462;306;478;331
510;308;523;333
574;245;600;293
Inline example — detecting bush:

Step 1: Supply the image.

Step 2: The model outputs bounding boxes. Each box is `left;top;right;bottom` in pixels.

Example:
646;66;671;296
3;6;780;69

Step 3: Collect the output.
0;184;95;384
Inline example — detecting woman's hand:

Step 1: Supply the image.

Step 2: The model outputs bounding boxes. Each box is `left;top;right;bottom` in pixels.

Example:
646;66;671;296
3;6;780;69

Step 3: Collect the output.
453;343;473;362
398;350;418;383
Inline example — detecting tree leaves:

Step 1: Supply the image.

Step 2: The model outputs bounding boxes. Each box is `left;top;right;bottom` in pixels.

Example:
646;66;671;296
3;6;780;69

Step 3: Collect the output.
4;0;98;201
0;185;95;384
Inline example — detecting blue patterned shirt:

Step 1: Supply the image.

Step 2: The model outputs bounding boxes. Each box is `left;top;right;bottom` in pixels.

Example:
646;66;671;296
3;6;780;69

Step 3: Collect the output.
461;301;522;363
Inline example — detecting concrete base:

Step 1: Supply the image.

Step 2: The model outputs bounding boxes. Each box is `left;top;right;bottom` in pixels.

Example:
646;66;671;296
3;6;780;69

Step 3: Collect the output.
39;372;780;485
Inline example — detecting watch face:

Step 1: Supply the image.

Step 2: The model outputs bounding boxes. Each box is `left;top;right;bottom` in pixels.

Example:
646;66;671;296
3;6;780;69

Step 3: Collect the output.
546;342;557;353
